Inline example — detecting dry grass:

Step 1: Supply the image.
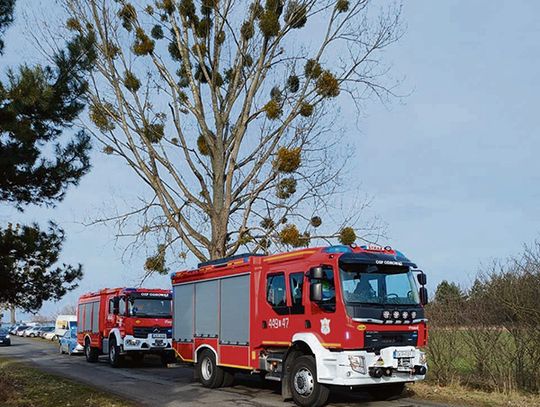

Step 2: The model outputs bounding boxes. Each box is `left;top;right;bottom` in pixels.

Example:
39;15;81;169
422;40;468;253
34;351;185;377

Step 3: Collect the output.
407;381;540;407
0;357;136;407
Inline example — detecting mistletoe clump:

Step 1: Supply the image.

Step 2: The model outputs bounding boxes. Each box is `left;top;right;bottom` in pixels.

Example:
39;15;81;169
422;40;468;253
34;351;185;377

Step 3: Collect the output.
260;217;275;230
133;27;155;56
279;224;310;247
118;3;137;31
90;102;116;132
102;145;114;155
270;86;282;101
151;25;164;39
275;146;301;173
263;99;282;120
285;1;307;29
241;21;255;40
66;17;81;32
316;70;340;98
123;70;140;92
310;216;322;227
276;177;297;199
144;244;168;275
103;41;120;59
287;75;300;93
197;135;211;155
143;123;164;143
168;41;182;61
338;227;356;245
156;0;175;14
196;17;212;38
243;54;254;67
299;102;313;117
259;10;280;37
336;0;350;13
201;0;218;15
304;59;322;79
250;2;264;19
179;0;196;20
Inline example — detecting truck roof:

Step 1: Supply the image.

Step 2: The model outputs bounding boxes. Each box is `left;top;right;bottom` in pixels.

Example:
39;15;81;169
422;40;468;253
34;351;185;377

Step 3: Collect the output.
171;244;416;284
78;287;172;301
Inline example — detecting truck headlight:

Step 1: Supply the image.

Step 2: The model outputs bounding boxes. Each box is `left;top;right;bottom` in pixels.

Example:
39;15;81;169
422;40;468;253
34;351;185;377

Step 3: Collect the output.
126;339;140;346
348;355;366;374
419;353;427;365
5;335;10;339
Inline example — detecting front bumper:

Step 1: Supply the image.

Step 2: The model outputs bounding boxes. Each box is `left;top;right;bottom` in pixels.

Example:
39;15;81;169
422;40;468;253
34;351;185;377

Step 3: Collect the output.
122;334;172;352
317;346;427;386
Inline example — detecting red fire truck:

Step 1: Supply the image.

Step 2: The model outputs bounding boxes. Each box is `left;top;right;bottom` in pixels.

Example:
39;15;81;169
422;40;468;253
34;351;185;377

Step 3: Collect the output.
77;287;175;367
171;244;428;407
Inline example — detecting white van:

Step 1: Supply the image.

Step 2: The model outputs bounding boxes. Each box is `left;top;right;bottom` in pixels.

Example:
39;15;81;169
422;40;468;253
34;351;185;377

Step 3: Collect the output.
54;315;77;340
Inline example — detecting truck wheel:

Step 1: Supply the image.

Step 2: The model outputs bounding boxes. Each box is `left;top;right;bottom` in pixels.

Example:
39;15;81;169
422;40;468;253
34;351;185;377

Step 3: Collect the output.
160;351;176;367
108;337;123;368
289;355;329;407
84;338;99;363
222;369;235;387
197;349;224;388
369;382;405;400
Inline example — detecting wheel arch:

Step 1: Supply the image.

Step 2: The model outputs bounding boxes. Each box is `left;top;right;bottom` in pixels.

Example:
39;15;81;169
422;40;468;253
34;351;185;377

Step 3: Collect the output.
194;344;218;364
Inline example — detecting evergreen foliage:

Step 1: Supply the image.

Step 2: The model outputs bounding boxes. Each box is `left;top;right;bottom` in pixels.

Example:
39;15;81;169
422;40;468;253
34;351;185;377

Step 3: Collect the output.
0;2;92;312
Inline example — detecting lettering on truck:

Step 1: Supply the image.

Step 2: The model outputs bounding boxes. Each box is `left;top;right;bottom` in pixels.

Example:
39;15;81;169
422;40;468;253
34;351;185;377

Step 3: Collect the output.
171;245;429;407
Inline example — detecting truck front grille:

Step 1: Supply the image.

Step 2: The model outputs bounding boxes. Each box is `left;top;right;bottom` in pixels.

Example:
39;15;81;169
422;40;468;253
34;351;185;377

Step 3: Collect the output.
364;330;418;350
132;327;172;338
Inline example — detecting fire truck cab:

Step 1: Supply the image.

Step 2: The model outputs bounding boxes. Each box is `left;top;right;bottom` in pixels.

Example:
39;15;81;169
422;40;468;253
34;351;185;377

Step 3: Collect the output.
77;287;175;367
171;245;428;407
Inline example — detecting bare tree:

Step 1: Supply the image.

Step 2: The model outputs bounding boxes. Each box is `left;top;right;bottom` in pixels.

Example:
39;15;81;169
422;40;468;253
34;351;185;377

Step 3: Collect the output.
61;0;402;268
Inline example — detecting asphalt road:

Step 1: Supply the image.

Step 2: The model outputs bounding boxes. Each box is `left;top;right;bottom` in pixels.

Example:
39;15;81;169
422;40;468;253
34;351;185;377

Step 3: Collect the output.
0;336;453;407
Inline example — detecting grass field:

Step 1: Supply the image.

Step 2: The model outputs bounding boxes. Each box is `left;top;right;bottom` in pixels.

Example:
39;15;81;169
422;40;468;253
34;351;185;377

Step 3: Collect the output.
0;357;136;407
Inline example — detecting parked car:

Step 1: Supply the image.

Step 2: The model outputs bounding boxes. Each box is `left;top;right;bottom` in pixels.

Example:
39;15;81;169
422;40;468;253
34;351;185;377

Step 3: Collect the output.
43;330;57;341
0;328;11;346
37;326;55;338
14;325;29;336
9;325;23;334
24;326;43;337
58;329;83;355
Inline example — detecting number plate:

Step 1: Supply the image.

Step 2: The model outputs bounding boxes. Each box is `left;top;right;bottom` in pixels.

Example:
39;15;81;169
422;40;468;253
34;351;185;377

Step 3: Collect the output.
151;333;166;339
394;350;415;359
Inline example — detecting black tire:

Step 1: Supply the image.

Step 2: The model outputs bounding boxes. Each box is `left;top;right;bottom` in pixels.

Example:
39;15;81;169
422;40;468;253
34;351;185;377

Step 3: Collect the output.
160;351;176;367
369;382;405;401
289;355;329;407
196;349;225;388
108;337;123;368
84;338;99;363
222;369;235;387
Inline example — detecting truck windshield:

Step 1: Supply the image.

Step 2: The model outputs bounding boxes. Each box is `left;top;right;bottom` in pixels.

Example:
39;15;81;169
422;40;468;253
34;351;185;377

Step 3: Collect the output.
128;298;172;318
339;265;420;305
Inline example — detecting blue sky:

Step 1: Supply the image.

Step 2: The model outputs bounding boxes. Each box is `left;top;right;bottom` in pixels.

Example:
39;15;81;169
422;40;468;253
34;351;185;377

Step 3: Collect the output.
2;0;539;320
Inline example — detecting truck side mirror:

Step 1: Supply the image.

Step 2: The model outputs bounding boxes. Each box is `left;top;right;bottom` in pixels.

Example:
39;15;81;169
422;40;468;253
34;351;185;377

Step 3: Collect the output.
417;272;427;286
419;287;428;305
310;282;322;302
112;297;120;315
308;266;324;280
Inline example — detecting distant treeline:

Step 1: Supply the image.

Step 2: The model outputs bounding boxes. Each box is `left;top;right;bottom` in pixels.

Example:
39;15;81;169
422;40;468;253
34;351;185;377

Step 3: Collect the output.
426;242;540;394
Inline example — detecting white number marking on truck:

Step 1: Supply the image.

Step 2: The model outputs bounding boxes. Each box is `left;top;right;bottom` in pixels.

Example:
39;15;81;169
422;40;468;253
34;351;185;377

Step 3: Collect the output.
268;318;289;329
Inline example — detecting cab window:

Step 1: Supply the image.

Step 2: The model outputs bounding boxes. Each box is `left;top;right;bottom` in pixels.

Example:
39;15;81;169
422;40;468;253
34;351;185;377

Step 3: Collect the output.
289;272;305;314
267;273;289;315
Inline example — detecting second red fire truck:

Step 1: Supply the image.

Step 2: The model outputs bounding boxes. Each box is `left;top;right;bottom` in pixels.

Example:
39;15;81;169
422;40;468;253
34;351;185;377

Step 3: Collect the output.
171;244;428;407
77;287;175;367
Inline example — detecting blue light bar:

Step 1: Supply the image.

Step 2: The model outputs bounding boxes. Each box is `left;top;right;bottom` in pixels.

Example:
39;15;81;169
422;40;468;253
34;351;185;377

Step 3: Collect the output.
324;245;353;254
